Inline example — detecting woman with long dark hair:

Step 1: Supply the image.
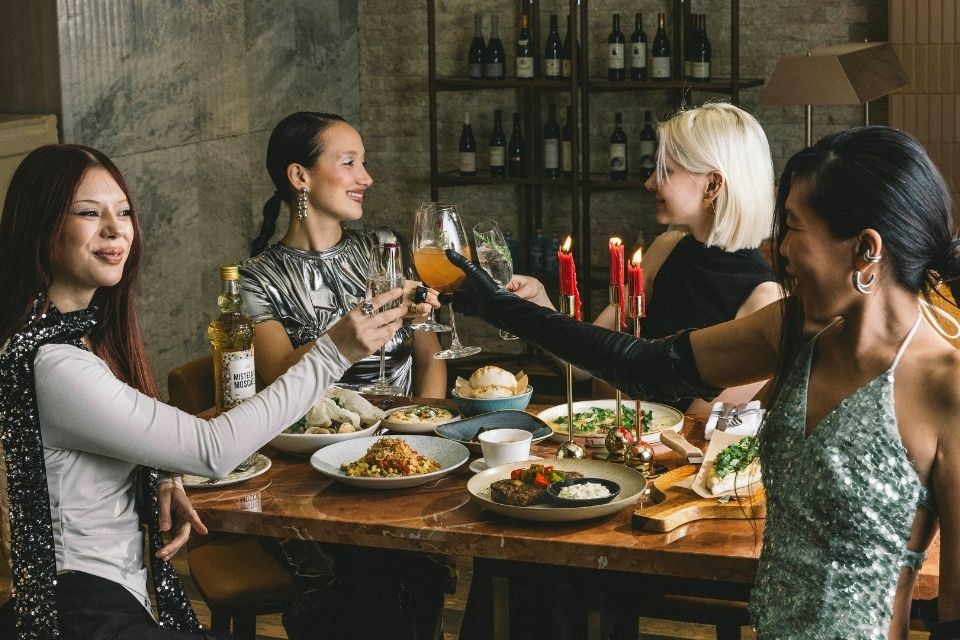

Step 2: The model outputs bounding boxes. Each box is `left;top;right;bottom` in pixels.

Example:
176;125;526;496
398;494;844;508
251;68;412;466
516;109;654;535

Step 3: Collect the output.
446;126;960;639
0;144;406;640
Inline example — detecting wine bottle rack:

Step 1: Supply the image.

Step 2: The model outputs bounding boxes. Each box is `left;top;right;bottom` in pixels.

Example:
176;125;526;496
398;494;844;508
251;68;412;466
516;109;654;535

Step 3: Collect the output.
426;0;762;314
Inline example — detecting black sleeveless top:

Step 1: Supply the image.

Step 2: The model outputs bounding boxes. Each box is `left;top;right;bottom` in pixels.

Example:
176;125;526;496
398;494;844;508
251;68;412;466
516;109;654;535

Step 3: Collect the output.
641;235;774;408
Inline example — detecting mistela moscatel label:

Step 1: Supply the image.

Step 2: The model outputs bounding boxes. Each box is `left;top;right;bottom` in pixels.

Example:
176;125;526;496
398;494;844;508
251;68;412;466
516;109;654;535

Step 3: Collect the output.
221;348;256;408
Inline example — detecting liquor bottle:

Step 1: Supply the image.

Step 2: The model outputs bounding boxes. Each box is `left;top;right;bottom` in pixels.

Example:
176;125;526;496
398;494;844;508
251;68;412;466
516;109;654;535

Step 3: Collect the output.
508;112;525;178
607;13;625;81
489;109;507;177
561;105;574;178
208;265;256;414
651;13;671;80
629;13;647;80
692;14;712;81
458;112;477;176
505;230;521;271
543;103;560;179
561;14;573;78
610;112;627;181
544;14;562;79
544;233;561;274
468;12;485;79
516;13;534;79
638;110;656;181
484;14;506;79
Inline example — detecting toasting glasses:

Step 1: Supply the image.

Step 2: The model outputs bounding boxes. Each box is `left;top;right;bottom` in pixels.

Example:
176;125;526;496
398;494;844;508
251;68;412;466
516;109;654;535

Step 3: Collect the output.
472;220;518;341
410;203;452;333
412;203;481;359
359;242;404;395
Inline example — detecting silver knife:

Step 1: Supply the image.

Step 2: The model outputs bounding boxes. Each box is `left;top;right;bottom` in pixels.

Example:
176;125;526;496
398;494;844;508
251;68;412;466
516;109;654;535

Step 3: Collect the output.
660;430;704;464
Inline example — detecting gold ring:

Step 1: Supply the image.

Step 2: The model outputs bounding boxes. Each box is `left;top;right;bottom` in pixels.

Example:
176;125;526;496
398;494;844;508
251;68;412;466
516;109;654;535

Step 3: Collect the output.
409;302;419;314
360;301;376;317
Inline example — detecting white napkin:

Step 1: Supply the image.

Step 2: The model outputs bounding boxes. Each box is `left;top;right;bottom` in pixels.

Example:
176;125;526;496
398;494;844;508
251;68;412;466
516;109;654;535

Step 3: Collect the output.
703;400;763;440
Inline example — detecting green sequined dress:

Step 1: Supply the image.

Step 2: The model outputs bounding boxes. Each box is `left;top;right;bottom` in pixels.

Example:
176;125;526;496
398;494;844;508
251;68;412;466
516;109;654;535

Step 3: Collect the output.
750;316;929;639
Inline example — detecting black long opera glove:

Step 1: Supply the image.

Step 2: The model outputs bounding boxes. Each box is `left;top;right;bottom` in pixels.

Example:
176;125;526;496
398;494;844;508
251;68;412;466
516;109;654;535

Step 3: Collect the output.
444;249;720;403
919;599;960;639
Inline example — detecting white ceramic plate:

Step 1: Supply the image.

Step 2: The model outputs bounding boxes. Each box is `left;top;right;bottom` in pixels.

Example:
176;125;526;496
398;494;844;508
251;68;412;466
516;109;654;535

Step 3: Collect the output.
310;435;469;489
467;459;647;522
537;400;684;448
381;405;461;434
183;454;272;489
270;420;381;456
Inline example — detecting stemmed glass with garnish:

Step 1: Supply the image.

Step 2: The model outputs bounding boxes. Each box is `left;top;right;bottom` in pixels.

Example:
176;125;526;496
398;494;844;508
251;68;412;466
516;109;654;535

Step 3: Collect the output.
359;242;405;395
472;220;518;341
412;204;481;359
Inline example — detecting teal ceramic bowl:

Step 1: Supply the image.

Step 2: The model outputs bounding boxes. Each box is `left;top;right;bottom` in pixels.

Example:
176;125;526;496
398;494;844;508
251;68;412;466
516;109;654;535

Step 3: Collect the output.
450;387;533;417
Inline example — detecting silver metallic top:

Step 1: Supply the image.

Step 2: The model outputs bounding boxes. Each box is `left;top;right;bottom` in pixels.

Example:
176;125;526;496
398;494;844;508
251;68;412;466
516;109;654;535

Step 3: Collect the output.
239;227;414;394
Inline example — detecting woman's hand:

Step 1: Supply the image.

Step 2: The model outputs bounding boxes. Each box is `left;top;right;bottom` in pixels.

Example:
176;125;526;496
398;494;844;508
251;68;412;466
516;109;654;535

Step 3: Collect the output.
507;275;554;309
403;280;440;319
326;288;407;363
157;480;207;561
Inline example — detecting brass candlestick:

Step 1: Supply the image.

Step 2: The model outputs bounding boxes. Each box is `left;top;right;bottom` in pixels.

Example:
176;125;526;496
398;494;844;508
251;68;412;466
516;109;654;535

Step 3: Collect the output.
556;294;585;460
625;293;655;474
602;285;629;463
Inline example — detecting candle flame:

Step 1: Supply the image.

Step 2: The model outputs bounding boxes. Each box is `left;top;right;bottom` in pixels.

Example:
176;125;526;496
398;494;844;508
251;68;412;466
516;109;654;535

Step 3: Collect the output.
609;237;622;246
561;236;573;253
631;247;643;265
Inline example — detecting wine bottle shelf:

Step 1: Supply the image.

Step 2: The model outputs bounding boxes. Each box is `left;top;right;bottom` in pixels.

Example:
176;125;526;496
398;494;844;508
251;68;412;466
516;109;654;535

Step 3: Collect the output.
437;171;655;191
436;77;577;91
587;77;764;93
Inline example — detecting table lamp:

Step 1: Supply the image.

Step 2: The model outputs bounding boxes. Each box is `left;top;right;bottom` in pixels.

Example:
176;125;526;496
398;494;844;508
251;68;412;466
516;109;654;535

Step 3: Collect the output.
761;42;909;147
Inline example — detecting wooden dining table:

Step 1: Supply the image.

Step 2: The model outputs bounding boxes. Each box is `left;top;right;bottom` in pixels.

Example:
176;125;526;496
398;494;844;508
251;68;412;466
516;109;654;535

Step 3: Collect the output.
187;399;941;637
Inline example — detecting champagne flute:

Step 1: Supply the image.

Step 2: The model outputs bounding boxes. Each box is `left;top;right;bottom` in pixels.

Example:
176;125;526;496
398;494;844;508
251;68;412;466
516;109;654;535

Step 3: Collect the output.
472;220;518;340
410;203;452;332
412;204;481;359
359;243;405;395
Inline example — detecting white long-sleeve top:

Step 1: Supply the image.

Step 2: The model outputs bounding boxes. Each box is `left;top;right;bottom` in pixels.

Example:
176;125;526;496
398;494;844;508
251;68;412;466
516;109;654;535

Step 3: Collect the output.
33;335;349;611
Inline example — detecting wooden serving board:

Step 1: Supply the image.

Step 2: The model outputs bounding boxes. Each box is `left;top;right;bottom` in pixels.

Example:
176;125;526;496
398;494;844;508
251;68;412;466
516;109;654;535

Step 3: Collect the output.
632;465;765;532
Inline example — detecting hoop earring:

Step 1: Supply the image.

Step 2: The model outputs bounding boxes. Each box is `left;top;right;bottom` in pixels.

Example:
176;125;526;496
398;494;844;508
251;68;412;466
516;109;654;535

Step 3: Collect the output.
853;270;876;294
862;247;881;263
296;187;309;221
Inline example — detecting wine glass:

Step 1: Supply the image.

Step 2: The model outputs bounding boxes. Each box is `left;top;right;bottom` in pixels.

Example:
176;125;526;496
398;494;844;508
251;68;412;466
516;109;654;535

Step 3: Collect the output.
410;203;452;332
359;243;405;395
472;220;518;341
412;204;481;359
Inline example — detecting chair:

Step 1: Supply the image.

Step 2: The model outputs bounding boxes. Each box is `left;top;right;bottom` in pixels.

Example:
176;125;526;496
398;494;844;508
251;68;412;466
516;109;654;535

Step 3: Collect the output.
167;356;295;640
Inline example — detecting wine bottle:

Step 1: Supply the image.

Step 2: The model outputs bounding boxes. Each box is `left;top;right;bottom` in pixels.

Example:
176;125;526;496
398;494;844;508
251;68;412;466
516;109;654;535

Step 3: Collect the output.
610;112;627;181
561;105;573;178
544;14;562;80
530;228;545;273
489;109;507;178
458;112;477;176
543;103;560;179
683;14;696;80
484;14;506;79
516;13;534;79
508;112;525;178
468;12;485;79
651;13;671;80
208;265;256;414
607;13;625;81
561;14;573;78
629;13;647;80
692;14;712;81
639;110;656;181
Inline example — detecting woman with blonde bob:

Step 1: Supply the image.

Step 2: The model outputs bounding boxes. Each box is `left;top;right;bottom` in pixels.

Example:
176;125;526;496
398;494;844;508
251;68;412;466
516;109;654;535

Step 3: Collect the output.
511;102;781;416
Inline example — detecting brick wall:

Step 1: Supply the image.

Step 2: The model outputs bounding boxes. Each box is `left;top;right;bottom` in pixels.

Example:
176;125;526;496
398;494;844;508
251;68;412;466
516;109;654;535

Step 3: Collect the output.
357;0;887;347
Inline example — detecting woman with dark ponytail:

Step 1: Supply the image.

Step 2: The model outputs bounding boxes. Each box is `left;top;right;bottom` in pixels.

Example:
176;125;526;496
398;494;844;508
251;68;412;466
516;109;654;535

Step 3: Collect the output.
446;126;960;639
237;113;450;640
240;112;445;396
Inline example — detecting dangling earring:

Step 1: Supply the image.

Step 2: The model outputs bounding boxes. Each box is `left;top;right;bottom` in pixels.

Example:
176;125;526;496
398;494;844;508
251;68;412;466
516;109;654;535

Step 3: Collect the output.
853;270;876;294
703;197;716;215
296;187;309;221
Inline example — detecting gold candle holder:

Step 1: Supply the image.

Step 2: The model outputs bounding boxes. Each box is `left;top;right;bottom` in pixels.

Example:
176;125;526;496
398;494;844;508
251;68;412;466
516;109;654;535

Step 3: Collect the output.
556;294;585;460
603;285;627;463
626;293;654;474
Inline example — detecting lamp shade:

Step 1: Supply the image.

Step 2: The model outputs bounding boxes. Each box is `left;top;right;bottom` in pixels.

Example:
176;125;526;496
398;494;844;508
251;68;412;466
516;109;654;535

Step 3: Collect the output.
762;42;909;106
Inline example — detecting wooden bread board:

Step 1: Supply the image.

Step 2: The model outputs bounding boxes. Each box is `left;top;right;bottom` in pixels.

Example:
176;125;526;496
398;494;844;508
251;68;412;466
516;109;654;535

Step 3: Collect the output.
632;464;765;532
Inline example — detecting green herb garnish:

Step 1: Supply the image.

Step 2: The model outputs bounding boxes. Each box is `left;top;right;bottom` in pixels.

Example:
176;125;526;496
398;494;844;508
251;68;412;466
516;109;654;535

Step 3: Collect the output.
553;407;653;433
713;436;759;479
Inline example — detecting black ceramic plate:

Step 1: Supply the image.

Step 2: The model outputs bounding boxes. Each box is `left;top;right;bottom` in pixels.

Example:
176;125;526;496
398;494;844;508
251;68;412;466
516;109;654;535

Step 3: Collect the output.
547;477;621;507
434;410;553;454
